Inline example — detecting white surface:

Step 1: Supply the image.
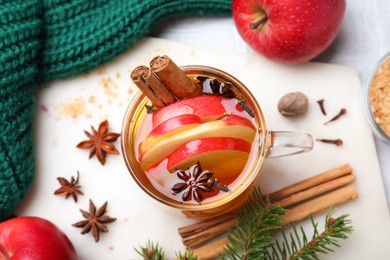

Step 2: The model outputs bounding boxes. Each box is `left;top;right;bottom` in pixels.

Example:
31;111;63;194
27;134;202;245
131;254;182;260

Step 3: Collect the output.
149;0;390;209
16;37;390;259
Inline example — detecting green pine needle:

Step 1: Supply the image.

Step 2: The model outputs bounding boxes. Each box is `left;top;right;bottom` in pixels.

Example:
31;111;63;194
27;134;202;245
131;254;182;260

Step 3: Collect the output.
267;210;353;259
221;187;287;260
134;240;165;260
134;240;197;260
176;250;198;260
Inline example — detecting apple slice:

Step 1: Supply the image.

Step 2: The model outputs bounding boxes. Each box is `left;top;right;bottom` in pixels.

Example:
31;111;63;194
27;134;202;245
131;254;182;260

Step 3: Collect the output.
139;115;256;170
139;114;202;156
167;137;251;181
152;95;228;127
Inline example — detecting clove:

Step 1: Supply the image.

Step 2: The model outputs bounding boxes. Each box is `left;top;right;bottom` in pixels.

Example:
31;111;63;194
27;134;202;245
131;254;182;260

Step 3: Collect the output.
324;108;347;125
144;104;156;114
316;138;343;146
238;99;255;118
316;99;327;115
207;177;231;193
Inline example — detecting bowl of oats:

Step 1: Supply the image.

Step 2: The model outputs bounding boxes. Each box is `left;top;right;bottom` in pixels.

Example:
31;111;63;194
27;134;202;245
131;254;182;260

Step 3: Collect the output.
365;52;390;143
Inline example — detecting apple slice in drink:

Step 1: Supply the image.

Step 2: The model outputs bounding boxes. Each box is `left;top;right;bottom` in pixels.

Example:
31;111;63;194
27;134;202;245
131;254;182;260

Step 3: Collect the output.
139;114;202;155
139;115;256;170
152;95;228;127
167;137;251;181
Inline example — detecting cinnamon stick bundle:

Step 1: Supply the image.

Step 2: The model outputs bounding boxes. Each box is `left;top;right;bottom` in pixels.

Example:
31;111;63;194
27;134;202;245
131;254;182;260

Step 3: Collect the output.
131;55;203;107
181;174;356;249
179;164;358;259
131;65;176;107
191;185;358;259
150;55;202;99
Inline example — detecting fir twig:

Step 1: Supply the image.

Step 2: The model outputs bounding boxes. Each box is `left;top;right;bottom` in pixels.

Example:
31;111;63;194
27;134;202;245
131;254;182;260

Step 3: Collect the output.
268;209;353;259
134;240;165;260
221;187;287;260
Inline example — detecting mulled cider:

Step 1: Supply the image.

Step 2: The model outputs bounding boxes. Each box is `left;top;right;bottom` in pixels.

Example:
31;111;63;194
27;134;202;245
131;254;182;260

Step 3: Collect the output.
122;56;312;218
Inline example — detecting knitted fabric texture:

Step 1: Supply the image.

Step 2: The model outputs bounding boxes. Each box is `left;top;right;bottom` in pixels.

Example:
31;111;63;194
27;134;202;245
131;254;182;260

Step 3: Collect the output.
0;0;231;220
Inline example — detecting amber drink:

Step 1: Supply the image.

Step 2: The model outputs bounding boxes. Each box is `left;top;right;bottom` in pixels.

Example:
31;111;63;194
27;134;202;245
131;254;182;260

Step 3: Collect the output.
122;62;313;219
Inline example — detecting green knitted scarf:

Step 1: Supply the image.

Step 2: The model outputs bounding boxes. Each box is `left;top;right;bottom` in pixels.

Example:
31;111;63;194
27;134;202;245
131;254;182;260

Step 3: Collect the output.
0;0;231;220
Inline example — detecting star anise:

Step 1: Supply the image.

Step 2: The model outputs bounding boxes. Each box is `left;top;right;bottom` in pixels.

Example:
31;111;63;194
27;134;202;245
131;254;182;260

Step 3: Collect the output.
73;199;117;242
172;162;230;203
54;171;83;202
76;120;120;165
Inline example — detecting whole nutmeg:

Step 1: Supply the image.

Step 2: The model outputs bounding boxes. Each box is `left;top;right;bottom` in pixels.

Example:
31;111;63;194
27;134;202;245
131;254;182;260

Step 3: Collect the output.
278;92;308;117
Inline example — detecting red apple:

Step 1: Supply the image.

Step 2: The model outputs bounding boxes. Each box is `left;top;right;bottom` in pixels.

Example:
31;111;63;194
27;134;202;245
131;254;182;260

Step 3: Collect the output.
152;95;228;127
167;137;251;181
232;0;346;64
0;216;77;260
139;115;256;170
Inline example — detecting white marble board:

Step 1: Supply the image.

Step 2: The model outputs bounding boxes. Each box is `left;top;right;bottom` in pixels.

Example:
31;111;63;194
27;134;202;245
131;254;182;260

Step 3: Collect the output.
16;37;390;259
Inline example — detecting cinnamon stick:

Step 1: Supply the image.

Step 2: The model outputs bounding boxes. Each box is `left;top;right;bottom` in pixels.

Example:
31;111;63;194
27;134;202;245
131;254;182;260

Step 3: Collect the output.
192;236;229;260
282;184;358;225
192;184;358;260
150;55;202;99
182;217;236;249
277;173;356;208
130;65;176;106
268;163;352;202
179;214;235;238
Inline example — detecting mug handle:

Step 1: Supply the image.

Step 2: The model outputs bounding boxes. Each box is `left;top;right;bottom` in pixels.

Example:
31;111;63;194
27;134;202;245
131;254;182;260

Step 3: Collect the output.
265;131;314;158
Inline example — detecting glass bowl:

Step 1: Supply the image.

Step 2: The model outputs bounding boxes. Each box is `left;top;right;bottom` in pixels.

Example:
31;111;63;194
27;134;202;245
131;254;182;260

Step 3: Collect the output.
364;52;390;143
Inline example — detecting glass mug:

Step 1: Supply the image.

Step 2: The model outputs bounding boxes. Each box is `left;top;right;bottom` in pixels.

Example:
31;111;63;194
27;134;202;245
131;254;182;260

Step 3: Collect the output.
121;65;313;219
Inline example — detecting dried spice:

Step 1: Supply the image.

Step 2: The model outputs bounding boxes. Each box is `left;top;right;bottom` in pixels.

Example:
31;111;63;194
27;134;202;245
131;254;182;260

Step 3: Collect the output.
144;104;156;114
316;99;327;115
172;162;229;203
278;92;308;117
324;108;347;125
76;120;120;165
73;199;116;242
196;76;254;118
238;99;255;118
196;76;234;98
54;171;83;202
316;138;343;146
